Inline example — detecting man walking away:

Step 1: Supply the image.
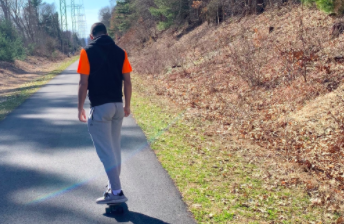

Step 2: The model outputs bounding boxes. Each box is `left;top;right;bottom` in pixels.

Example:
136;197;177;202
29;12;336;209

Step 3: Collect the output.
77;22;132;204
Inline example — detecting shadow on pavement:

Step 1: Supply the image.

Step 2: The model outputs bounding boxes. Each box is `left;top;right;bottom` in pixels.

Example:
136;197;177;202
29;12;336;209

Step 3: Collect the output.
103;204;170;224
0;164;101;224
0;93;92;152
0;90;150;154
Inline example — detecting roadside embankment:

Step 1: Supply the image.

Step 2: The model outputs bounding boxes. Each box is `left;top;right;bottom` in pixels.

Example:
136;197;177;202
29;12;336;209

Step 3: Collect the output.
131;74;338;223
0;56;79;121
126;5;344;223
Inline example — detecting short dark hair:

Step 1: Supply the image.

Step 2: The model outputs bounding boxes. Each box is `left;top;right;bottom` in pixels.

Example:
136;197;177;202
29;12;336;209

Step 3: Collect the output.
91;23;107;37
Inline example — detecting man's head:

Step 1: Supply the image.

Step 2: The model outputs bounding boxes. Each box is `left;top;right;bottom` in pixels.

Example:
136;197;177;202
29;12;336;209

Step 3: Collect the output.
90;22;107;39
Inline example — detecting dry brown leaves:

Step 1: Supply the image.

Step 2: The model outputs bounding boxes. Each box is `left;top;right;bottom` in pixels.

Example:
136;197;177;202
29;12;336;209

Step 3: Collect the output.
119;5;344;215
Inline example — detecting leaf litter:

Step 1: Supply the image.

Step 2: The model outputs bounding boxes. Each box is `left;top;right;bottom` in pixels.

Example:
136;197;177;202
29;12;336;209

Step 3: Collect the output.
124;5;344;224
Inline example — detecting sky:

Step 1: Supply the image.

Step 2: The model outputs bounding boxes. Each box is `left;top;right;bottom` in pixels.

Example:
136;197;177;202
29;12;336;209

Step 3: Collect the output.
45;0;113;38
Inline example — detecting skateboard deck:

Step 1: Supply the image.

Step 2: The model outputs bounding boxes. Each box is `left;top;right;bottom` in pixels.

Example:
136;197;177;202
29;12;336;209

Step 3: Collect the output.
105;202;125;214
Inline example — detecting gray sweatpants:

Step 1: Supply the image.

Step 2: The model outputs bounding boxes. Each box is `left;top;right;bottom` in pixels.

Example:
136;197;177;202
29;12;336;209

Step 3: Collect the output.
88;102;124;191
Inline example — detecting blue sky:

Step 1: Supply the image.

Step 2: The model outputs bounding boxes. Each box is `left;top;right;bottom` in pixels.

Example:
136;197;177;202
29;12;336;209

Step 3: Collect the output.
45;0;113;38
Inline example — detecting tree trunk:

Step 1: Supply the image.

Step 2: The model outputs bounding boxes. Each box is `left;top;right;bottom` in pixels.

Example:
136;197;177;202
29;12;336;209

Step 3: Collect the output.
0;0;11;22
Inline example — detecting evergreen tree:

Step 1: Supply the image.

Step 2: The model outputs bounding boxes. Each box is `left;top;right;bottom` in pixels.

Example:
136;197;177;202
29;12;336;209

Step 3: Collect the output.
0;21;26;61
110;0;137;36
149;0;179;30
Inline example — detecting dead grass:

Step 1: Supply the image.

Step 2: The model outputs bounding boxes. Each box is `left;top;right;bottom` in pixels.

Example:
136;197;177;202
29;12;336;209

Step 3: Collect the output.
0;54;73;102
0;55;79;120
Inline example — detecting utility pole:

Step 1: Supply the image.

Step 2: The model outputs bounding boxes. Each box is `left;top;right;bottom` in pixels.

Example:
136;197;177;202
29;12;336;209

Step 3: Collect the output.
60;0;87;53
60;0;68;54
70;0;77;52
70;0;87;49
75;1;87;46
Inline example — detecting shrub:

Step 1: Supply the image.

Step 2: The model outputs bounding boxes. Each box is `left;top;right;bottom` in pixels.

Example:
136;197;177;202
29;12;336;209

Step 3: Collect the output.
27;43;36;56
315;0;334;13
302;0;334;14
0;21;26;61
0;32;14;61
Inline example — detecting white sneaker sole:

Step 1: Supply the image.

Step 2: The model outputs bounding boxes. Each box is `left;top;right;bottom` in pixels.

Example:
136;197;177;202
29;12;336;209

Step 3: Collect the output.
96;197;128;205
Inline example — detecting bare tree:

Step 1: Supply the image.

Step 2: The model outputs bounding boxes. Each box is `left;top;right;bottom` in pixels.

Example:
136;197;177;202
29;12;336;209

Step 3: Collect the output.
99;6;111;28
0;0;11;22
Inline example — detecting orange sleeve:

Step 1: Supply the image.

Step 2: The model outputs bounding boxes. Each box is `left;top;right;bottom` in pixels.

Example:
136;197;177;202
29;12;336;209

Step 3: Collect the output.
122;50;132;74
77;49;90;75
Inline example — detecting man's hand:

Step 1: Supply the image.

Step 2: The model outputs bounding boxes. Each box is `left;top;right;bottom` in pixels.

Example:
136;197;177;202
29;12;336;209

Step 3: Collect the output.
124;106;130;117
78;109;87;122
123;72;132;118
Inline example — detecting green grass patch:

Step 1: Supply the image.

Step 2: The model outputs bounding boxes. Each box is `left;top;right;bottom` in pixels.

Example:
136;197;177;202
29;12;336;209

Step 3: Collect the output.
130;75;338;223
0;56;79;121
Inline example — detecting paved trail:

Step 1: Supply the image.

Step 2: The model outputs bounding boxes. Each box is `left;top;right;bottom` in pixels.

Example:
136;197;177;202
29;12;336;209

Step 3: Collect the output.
0;61;195;224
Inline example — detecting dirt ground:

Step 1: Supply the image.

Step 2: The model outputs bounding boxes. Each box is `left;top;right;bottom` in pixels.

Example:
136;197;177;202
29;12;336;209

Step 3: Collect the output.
0;55;75;103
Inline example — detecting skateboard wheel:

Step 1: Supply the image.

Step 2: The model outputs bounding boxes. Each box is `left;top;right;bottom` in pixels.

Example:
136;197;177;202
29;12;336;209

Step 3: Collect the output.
110;206;124;214
106;208;112;214
117;207;124;213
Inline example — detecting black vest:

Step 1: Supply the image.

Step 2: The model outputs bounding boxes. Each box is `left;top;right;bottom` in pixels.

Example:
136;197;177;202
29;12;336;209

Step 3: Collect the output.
84;35;125;107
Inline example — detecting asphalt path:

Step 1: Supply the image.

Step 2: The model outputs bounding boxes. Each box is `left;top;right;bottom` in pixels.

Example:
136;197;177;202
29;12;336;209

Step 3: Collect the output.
0;61;196;224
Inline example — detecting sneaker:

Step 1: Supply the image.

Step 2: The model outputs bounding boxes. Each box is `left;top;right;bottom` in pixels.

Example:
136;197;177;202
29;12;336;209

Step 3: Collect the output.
96;190;128;204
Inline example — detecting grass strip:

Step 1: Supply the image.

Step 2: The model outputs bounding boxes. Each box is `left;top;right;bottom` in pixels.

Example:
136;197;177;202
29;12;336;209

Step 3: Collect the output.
131;74;337;223
0;56;79;121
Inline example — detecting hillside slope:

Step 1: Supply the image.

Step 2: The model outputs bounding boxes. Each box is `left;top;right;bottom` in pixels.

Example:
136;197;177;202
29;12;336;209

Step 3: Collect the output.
119;4;344;222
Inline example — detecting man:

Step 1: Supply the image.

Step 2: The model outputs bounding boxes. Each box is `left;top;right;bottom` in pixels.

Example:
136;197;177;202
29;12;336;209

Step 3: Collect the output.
77;22;132;204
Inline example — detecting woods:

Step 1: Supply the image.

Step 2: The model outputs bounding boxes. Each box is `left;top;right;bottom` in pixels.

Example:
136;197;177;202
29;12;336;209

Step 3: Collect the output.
100;0;344;41
0;0;83;61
